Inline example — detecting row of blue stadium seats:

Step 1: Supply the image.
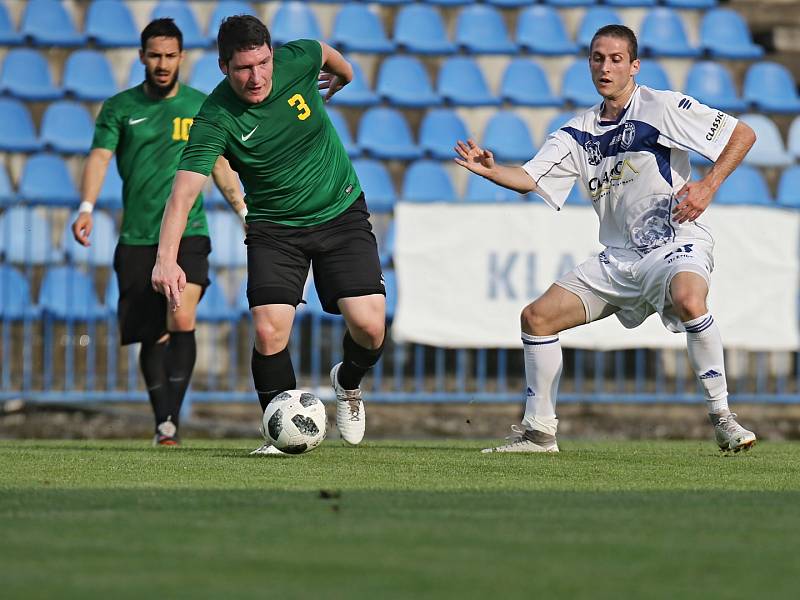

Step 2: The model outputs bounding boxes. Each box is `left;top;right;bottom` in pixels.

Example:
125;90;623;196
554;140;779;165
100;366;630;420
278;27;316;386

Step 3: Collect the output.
0;1;754;58
0;263;398;322
2;46;798;113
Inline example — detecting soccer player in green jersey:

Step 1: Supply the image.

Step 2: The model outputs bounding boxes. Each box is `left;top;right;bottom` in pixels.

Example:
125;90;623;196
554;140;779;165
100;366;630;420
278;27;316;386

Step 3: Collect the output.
71;19;245;446
152;15;386;454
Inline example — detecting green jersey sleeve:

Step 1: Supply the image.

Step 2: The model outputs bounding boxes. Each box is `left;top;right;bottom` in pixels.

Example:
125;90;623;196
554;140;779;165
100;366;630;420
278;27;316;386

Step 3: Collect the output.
280;39;322;77
178;111;227;176
91;97;123;151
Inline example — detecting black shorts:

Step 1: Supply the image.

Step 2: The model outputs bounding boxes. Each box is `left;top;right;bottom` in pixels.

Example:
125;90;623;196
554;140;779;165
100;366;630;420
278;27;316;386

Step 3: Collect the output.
114;236;211;345
245;194;384;314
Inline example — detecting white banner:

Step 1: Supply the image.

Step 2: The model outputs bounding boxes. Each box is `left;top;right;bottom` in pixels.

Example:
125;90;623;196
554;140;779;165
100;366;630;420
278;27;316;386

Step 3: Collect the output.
392;202;800;351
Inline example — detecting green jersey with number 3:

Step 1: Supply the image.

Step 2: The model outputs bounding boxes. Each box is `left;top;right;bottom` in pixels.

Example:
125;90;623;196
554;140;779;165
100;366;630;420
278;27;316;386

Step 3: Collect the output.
178;39;361;227
91;83;209;245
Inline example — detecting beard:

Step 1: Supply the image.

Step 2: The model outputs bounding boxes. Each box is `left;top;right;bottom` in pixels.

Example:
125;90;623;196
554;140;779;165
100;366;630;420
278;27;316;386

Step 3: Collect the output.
144;69;179;98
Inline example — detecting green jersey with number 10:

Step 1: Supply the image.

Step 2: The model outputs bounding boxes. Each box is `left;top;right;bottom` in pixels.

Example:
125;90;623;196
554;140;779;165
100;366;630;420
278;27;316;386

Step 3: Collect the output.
178;39;361;227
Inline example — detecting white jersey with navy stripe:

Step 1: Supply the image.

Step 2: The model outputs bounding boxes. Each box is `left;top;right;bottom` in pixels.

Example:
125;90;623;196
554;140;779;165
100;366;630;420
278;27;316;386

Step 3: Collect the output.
522;86;738;252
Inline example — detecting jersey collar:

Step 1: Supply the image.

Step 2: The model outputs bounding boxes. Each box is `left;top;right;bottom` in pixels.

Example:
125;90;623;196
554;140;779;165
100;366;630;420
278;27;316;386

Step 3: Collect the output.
597;85;639;127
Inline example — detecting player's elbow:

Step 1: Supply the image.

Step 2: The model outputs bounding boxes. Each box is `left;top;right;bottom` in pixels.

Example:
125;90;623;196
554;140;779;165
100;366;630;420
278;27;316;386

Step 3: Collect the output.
737;121;756;149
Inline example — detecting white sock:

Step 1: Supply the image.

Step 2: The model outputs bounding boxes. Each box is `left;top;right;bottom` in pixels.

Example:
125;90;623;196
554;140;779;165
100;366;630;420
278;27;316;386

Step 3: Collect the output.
684;313;729;414
520;332;561;435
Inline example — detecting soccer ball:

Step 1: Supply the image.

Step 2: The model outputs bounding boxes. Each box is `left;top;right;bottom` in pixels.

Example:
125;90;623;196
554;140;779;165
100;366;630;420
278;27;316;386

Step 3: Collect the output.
263;389;327;454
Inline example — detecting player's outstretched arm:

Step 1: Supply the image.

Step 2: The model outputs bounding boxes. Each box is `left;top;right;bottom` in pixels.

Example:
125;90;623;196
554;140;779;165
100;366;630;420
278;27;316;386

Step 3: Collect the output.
454;138;537;194
673;121;756;224
72;148;113;246
152;169;209;310
318;41;353;102
211;156;247;224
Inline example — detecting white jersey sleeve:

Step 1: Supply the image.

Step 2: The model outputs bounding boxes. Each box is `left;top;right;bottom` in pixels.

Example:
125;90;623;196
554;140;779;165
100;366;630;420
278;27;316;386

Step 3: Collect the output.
521;131;581;210
656;91;738;163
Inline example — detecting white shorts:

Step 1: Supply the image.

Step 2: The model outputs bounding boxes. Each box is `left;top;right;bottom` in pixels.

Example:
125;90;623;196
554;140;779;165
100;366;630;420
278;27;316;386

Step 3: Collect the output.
556;241;714;333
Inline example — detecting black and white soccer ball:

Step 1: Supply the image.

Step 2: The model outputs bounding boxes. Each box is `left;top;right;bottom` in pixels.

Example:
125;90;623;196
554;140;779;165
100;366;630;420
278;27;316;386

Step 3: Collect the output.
262;390;327;454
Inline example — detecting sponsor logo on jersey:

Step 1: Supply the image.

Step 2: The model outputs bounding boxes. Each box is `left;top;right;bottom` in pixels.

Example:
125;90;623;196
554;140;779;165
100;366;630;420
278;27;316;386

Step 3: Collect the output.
128;117;148;125
241;125;258;142
584;140;603;166
678;97;692;110
588;159;639;200
705;112;726;142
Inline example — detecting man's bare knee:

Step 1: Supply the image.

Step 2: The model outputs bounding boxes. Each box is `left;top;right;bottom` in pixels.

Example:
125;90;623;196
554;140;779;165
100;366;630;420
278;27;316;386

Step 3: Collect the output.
521;303;555;336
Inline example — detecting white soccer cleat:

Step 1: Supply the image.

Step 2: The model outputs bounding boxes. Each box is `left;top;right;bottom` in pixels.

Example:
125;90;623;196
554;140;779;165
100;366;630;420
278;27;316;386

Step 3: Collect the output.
249;443;286;455
481;425;559;454
331;362;365;445
712;412;757;453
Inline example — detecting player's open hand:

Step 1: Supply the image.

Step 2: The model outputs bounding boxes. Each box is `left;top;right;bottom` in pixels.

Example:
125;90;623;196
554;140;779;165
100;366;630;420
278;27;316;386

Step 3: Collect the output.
151;260;186;311
454;139;495;177
318;71;348;102
672;179;714;224
71;212;93;247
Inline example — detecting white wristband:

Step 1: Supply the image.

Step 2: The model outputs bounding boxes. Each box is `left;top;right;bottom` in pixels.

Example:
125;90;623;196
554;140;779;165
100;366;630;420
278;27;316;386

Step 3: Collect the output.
78;201;94;214
238;206;248;223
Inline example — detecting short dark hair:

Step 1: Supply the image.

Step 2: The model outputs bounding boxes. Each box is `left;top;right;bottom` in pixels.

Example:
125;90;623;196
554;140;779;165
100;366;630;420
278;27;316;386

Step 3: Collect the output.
590;24;638;61
141;18;183;52
217;15;271;63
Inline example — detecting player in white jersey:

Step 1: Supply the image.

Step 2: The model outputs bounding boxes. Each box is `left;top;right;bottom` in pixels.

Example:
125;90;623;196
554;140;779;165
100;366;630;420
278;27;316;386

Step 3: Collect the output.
455;25;758;454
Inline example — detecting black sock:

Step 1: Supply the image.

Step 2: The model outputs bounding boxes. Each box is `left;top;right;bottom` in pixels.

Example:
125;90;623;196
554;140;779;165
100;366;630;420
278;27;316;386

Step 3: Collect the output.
139;340;170;428
165;330;196;429
251;347;296;412
337;330;385;390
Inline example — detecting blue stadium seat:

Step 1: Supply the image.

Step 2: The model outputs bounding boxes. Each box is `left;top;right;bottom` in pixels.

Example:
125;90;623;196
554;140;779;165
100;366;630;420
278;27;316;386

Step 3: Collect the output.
85;0;139;48
39;266;107;321
189;52;223;95
150;1;205;49
97;157;123;210
543;0;595;7
357;108;422;161
62;210;117;266
128;58;144;89
562;60;600;107
482;111;537;163
419;109;470;160
63;49;119;101
777;166;800;209
383;268;397;321
684;62;746;113
19;154;79;206
329;60;378;107
379;221;394;267
105;271;118;311
577;7;622;50
547;111;577;134
438;57;499;106
0;98;42;152
207;210;246;268
369;0;412;5
426;0;471;5
0;1;22;45
700;8;763;59
739;114;793;168
207;1;256;45
0;165;14;205
271;1;322;47
327;107;360;158
636;60;671;90
665;0;716;7
196;279;236;322
40;101;94;154
639;8;699;57
0;265;38;320
788;116;800;162
743;62;800;114
20;0;85;47
455;5;517;54
517;6;578;55
402;161;457;203
0;206;61;264
352;159;396;213
376;56;440;108
465;173;527;202
0;48;62;101
714;165;772;206
605;0;657;7
234;276;248;317
500;59;562;107
393;4;455;55
486;0;536;6
330;4;394;54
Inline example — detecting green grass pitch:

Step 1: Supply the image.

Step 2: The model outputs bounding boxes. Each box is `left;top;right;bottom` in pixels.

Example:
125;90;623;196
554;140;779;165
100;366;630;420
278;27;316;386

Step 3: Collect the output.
1;439;799;599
